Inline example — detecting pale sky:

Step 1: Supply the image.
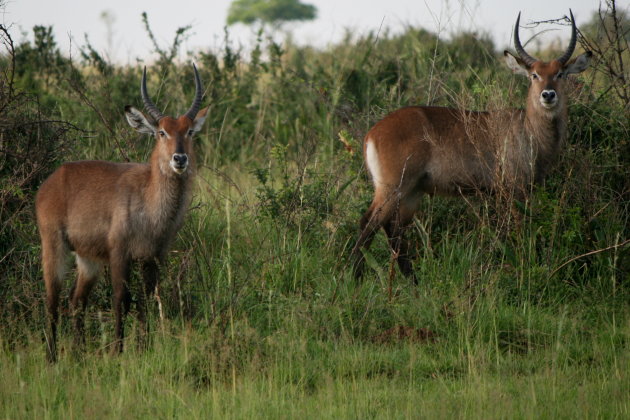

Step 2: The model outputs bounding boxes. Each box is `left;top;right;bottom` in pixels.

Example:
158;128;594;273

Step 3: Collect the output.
2;0;622;64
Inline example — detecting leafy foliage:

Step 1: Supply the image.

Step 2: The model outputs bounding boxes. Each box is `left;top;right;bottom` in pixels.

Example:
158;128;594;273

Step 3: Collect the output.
0;25;80;340
580;1;630;107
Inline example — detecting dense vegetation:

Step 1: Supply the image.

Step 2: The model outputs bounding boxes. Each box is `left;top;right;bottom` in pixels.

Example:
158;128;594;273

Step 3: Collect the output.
1;3;628;417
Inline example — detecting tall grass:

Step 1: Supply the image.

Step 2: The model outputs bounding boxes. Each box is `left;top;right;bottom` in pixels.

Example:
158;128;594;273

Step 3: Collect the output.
1;4;629;418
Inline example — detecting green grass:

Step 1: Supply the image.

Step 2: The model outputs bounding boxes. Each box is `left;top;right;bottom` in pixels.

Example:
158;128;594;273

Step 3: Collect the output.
1;165;627;418
1;298;627;418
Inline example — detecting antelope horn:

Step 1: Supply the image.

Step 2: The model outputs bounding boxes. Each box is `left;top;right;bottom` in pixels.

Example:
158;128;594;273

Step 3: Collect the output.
184;63;203;121
141;67;164;122
557;9;577;64
513;12;537;67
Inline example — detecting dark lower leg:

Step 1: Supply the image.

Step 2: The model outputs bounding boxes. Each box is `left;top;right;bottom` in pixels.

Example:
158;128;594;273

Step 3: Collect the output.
44;267;62;363
351;229;378;279
351;205;380;279
111;257;131;354
46;292;60;363
385;219;417;283
138;260;159;348
70;276;97;350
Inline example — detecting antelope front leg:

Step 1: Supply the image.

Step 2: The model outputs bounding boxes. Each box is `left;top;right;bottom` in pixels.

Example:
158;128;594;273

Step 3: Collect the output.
110;252;131;354
137;259;159;349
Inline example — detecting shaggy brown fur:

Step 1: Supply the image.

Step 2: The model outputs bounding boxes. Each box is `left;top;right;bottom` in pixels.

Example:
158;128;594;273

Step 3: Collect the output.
36;66;208;361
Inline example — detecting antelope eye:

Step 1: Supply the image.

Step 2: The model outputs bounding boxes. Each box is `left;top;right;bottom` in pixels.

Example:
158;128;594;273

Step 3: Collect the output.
158;130;166;137
188;129;194;136
531;73;539;80
557;72;564;79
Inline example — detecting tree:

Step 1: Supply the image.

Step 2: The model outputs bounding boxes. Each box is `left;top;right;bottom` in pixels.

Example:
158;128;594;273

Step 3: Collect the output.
227;0;317;28
581;2;629;43
579;0;629;107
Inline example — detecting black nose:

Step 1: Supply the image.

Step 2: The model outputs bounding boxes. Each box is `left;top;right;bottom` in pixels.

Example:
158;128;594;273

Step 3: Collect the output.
541;90;556;101
173;154;188;166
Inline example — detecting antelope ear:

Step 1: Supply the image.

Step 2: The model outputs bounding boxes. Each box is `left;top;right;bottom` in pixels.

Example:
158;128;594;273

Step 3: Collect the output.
125;106;157;134
191;106;209;133
504;50;530;77
564;51;592;75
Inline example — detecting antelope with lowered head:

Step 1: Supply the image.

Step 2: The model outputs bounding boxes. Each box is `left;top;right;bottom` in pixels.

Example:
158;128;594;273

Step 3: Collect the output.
350;11;591;281
36;64;208;360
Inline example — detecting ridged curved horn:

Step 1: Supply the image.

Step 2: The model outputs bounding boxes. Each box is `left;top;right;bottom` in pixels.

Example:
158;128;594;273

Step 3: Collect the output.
184;63;203;121
513;12;538;67
141;67;164;122
557;9;577;64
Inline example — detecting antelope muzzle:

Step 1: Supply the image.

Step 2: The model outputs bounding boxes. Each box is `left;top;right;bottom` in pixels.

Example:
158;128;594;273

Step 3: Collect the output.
170;153;189;174
540;89;558;108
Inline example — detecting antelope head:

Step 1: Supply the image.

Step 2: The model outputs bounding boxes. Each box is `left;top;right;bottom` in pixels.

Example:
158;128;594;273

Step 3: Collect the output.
504;10;591;115
125;64;208;176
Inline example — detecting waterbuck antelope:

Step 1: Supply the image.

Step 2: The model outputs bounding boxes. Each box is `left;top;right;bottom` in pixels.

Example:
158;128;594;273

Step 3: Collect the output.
350;11;591;281
36;64;208;360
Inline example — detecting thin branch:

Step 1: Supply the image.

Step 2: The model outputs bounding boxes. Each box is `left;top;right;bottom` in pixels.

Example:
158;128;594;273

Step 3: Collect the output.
549;238;630;278
0;24;16;105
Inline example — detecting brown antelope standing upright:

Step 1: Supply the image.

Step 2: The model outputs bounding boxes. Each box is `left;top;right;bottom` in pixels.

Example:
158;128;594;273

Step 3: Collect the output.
350;11;591;281
36;64;208;361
